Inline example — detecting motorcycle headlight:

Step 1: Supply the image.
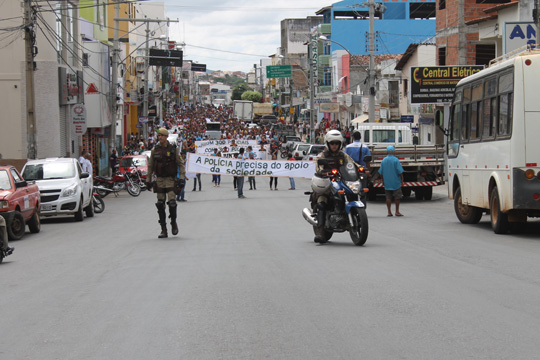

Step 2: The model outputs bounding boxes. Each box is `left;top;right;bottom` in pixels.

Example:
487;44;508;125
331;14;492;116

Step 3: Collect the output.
62;183;78;197
346;181;362;194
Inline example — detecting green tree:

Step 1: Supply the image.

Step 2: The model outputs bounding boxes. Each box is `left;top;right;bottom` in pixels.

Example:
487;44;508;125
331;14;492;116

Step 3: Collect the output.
232;83;250;100
241;90;262;102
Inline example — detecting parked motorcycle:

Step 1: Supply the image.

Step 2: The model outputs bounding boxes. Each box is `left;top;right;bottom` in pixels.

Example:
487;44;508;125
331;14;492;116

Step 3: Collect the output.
126;165;148;192
94;171;140;197
302;157;370;246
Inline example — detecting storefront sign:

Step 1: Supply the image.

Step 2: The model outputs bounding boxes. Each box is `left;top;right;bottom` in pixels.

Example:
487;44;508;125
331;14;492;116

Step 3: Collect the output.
71;104;87;136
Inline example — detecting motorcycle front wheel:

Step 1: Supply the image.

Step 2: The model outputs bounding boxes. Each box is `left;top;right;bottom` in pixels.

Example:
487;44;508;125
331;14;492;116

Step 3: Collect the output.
349;207;368;246
127;183;141;197
93;196;105;213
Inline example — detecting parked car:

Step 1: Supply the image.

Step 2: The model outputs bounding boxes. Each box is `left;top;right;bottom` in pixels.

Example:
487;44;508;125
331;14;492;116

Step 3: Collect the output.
0;165;41;240
260;115;278;126
291;143;311;160
22;158;93;221
301;145;325;161
118;155;148;177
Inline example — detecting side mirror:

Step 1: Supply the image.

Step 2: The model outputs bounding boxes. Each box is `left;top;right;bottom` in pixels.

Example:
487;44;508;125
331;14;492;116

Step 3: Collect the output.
363;155;372;163
81;172;90;179
15;180;27;188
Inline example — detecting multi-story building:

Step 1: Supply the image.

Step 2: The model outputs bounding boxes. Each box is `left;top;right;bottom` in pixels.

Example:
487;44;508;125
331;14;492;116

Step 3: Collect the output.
436;0;533;65
0;0;85;167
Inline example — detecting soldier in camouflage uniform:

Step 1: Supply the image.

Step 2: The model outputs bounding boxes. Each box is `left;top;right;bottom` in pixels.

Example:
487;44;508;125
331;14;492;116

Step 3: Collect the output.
147;128;186;238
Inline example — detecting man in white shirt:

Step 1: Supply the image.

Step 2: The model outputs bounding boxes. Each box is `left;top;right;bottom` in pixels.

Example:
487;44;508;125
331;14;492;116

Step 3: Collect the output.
82;152;93;176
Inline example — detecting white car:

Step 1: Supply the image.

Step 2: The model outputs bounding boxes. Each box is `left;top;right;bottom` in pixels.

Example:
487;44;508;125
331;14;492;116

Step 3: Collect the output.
22;158;93;221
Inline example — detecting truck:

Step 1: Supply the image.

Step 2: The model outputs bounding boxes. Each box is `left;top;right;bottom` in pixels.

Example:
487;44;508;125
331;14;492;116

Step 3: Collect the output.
253;103;273;121
352;123;445;200
233;100;253;122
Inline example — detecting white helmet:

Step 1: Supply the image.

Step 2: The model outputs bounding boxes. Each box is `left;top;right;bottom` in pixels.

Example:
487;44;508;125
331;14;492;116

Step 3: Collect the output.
325;130;344;150
311;174;331;194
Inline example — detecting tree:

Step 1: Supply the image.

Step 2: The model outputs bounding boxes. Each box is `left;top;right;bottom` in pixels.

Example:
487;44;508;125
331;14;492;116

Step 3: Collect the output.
241;91;262;102
232;83;250;100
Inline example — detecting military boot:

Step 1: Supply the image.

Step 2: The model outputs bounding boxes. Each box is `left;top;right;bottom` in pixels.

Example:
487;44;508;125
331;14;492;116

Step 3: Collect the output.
168;200;178;235
156;201;168;238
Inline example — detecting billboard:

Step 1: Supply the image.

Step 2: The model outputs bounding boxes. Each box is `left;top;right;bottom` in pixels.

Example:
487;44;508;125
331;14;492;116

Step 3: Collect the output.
410;66;483;104
504;22;537;54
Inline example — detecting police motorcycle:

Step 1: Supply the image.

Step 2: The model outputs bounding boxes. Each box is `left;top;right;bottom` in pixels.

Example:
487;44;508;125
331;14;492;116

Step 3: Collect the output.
302;156;371;246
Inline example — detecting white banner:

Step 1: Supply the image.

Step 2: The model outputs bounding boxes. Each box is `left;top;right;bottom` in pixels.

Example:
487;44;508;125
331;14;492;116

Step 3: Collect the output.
187;153;315;178
195;139;265;156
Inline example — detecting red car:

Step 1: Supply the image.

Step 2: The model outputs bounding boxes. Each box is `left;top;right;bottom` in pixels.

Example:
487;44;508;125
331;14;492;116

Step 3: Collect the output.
118;155;148;178
0;166;41;240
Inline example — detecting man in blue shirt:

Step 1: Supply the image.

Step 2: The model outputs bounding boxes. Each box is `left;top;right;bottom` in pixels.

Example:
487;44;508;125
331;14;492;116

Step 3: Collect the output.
345;131;371;167
379;145;404;217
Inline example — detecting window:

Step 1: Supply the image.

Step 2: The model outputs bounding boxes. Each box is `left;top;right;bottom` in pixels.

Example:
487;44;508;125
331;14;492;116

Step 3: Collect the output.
410;3;436;19
482;77;497;139
497;71;513;137
439;0;446;10
476;44;495;66
470;83;483;140
372;130;402;143
438;47;446;66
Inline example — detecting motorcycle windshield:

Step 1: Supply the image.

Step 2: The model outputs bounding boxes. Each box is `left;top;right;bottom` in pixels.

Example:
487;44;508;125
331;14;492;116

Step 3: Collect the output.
340;162;359;182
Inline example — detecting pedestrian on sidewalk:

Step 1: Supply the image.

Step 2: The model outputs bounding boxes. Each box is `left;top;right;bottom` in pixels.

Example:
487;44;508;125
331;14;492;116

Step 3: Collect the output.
379;145;404;217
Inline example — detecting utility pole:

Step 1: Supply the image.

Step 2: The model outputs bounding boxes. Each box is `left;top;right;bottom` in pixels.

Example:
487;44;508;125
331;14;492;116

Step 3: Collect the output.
368;0;376;123
308;42;315;144
114;17;179;139
535;0;540;40
24;0;37;159
110;2;120;152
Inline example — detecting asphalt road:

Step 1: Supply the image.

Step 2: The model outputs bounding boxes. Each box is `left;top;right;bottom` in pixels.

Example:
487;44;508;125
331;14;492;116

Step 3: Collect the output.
2;176;540;359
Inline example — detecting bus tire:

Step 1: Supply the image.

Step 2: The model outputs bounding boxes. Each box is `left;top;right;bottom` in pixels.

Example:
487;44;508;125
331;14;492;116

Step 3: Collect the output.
454;187;482;224
490;186;509;234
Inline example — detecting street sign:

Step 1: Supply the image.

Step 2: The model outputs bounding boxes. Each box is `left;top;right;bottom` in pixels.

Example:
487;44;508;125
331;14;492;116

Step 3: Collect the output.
191;63;207;72
139;116;148;124
86;83;99;95
410;66;484;104
267;65;292;78
149;49;183;66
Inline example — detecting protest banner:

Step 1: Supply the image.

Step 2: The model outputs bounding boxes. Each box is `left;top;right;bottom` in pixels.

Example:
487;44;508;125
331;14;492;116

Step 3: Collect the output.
186;153;315;178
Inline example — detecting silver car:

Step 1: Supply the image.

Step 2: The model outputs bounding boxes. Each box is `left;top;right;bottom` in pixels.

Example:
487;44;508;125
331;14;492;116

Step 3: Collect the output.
301;145;325;161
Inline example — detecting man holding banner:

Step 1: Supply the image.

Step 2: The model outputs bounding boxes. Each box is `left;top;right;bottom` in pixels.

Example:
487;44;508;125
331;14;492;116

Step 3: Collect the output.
237;148;246;199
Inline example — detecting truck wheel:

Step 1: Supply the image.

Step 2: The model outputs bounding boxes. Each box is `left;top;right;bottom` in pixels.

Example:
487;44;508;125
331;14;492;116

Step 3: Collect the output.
490;186;509;234
402;188;411;198
454;187;482;224
7;211;26;240
27;209;41;233
423;187;433;200
415;187;424;200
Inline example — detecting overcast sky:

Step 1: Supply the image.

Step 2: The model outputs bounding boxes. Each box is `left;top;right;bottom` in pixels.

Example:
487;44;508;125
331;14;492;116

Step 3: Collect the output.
155;0;332;73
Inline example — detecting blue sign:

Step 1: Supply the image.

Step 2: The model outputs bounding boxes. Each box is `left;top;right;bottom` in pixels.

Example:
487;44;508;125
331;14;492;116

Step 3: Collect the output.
401;115;414;123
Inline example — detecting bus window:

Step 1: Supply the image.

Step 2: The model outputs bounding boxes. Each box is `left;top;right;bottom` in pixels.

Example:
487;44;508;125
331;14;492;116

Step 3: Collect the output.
482;98;495;139
461;103;470;142
498;71;513;93
470;83;483;140
498;93;512;137
450;103;461;142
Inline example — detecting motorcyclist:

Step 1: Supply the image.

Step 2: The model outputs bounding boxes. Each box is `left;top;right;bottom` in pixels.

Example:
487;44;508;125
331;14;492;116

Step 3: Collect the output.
312;129;358;243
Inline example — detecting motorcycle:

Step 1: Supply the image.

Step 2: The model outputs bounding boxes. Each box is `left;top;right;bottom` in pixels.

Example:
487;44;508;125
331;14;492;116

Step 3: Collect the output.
302;157;370;246
126;165;148;192
94;171;141;197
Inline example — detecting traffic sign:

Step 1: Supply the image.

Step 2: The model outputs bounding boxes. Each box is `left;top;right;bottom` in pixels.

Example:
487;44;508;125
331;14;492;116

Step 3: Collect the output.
191;63;207;72
86;83;99;95
149;49;183;66
267;65;292;78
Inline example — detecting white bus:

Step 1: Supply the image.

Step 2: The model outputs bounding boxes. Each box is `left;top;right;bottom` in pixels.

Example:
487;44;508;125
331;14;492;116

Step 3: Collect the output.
205;121;222;140
448;46;540;234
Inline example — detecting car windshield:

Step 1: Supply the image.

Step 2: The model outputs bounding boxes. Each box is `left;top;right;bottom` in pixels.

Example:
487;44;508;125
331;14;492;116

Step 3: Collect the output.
297;145;310;152
308;146;324;155
120;157;147;167
0;170;12;190
23;162;75;180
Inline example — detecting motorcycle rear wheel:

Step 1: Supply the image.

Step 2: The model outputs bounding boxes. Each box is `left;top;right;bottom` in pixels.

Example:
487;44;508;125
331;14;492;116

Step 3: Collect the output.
96;188;109;198
349;207;368;246
127;183;141;197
